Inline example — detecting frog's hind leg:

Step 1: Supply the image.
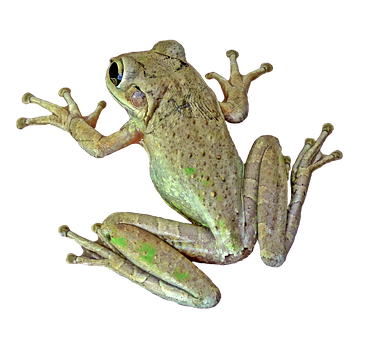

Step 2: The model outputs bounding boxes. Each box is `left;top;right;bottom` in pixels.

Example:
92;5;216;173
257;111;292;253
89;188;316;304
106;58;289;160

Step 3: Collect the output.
58;222;221;308
243;135;289;267
285;124;342;253
244;125;342;267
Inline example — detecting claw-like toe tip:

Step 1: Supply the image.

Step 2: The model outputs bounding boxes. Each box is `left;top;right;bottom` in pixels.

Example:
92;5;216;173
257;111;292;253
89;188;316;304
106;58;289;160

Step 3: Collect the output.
58;87;71;97
16;118;27;129
58;225;70;237
98;101;107;108
332;150;343;160
261;63;273;72
91;223;102;233
322;123;334;134
283;156;291;165
305;138;316;146
66;253;77;264
22;92;34;104
226;50;239;59
204;72;214;80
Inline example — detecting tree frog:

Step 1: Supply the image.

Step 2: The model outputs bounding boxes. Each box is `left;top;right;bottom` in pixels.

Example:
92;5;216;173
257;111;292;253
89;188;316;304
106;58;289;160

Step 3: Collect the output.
17;40;342;308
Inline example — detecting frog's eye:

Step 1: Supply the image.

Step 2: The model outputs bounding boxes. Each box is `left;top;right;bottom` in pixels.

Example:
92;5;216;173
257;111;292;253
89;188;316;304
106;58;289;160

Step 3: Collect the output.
131;90;147;108
109;61;123;86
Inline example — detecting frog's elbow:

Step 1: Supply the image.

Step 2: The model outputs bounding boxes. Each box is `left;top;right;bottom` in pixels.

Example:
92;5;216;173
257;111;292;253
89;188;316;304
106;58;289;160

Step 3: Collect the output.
92;135;120;158
94;144;118;158
222;103;249;123
93;150;105;158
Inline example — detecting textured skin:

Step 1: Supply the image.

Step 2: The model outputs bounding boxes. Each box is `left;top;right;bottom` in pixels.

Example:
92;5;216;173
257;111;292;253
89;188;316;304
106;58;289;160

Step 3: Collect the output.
17;41;342;308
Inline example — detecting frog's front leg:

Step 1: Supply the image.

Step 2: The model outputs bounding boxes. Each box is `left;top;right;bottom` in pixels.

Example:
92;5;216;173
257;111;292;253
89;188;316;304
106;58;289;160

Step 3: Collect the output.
58;218;221;308
205;49;273;123
17;89;143;157
243;124;342;267
17;89;106;130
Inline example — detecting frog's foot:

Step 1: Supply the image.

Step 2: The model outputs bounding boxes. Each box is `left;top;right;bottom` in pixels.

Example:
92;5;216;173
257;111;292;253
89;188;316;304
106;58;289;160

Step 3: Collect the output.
57;88;106;128
205;50;272;123
286;124;342;252
17;89;106;130
17;89;79;131
58;224;115;266
291;123;343;183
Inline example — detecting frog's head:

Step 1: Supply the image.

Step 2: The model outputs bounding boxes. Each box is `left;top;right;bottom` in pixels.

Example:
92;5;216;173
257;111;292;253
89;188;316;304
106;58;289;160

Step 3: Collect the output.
106;40;189;126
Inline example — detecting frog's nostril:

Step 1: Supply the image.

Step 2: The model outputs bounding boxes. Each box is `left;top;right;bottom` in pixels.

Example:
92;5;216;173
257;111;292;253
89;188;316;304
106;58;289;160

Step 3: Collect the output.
109;62;123;86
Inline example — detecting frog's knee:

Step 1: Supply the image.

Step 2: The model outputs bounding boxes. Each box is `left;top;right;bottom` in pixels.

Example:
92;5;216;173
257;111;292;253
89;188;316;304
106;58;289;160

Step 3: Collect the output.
255;135;280;146
260;249;286;269
252;135;282;157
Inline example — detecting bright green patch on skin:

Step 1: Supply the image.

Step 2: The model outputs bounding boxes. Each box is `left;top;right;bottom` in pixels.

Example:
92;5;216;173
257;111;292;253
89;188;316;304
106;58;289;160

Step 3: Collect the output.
173;268;190;282
184;167;196;176
138;243;156;267
111;237;127;248
199;194;204;201
217;195;223;202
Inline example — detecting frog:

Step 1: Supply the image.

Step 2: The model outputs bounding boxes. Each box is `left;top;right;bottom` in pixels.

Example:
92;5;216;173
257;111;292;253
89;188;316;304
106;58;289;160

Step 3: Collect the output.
17;40;342;308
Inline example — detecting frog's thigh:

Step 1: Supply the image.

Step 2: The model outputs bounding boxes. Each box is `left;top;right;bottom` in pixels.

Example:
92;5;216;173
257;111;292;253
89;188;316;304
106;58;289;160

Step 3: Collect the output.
246;135;288;267
102;212;222;264
101;218;220;308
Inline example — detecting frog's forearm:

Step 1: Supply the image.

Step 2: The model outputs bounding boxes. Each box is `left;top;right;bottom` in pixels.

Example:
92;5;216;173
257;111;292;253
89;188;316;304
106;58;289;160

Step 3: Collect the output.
69;117;142;158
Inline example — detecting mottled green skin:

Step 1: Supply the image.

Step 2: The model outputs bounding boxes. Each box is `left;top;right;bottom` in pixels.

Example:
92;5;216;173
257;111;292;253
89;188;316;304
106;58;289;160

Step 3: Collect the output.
106;42;248;259
17;40;342;308
147;116;244;254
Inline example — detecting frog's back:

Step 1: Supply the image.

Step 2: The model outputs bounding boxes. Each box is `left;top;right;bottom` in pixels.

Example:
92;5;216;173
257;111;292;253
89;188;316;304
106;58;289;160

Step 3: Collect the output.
144;89;245;252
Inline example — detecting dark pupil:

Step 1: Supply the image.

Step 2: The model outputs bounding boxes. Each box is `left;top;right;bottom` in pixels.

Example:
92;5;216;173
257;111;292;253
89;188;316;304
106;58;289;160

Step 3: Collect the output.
109;62;123;86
